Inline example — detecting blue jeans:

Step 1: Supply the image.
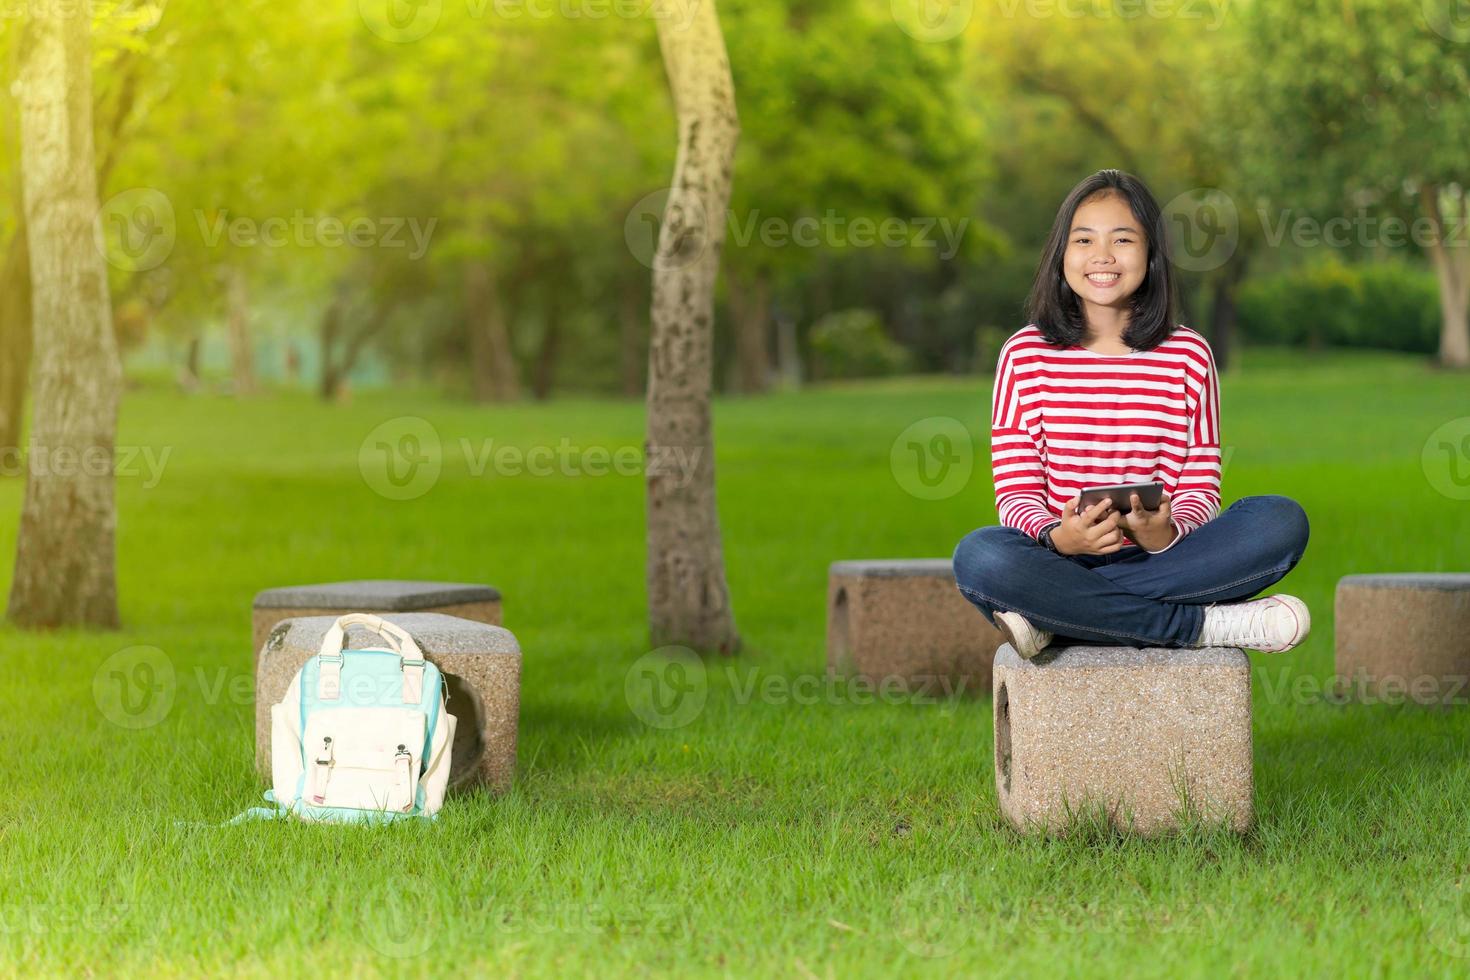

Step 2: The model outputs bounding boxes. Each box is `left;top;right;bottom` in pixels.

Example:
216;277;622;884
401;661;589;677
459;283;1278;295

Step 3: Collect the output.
951;495;1311;648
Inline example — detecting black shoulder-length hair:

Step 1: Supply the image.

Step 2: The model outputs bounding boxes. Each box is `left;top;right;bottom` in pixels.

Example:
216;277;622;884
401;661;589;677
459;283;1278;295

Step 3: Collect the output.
1023;169;1178;352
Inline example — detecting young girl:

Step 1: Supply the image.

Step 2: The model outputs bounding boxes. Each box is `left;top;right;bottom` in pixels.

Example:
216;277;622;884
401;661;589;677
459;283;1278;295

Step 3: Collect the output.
952;169;1311;659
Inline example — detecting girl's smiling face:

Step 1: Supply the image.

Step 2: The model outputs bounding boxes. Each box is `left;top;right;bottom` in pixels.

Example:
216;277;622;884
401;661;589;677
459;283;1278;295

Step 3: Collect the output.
1063;192;1148;312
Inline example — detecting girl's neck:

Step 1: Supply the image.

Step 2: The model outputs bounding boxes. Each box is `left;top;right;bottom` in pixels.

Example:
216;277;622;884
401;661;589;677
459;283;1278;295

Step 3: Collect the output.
1078;306;1132;352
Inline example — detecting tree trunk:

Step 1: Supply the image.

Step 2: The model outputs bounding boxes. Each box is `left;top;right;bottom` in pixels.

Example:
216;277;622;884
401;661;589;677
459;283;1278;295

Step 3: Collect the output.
178;333;201;393
773;301;802;389
0;223;32;459
531;286;561;401
1419;183;1470;369
646;0;741;654
223;264;256;395
9;7;123;628
465;263;520;401
1207;252;1248;374
727;268;772;394
619;278;644;397
317;293;346;400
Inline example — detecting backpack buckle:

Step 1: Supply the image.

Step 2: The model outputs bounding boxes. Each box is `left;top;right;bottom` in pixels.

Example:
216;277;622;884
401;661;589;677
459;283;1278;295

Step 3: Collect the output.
401;657;425;705
309;736;334;804
317;653;343;701
394;744;414;812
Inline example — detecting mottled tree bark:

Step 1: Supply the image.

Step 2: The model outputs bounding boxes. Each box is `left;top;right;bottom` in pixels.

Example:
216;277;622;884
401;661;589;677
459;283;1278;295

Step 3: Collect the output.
9;7;122;627
646;0;740;654
1420;183;1470;370
0;225;31;457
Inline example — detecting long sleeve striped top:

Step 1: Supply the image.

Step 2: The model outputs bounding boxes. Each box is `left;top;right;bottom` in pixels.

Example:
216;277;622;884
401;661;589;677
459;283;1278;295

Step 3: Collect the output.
989;323;1222;553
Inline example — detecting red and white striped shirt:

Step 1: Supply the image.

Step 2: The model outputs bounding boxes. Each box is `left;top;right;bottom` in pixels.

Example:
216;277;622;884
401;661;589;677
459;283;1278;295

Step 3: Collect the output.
990;323;1222;553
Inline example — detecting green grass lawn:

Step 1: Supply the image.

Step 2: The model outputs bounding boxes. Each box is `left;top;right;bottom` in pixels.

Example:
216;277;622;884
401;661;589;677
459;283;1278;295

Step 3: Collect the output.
3;346;1470;977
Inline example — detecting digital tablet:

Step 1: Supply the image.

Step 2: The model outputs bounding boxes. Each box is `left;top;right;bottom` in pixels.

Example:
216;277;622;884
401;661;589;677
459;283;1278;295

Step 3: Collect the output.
1076;481;1165;515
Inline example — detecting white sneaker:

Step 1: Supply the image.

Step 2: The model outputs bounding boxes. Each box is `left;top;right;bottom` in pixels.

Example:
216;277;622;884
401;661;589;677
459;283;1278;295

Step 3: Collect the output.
994;610;1055;660
1195;594;1311;653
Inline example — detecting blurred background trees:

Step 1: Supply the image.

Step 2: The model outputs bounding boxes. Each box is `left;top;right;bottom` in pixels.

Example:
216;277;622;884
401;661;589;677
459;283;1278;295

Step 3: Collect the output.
0;0;1464;412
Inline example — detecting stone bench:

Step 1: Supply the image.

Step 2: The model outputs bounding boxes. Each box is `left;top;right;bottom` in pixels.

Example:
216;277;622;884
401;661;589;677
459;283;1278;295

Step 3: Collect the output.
255;613;521;793
1335;573;1470;706
993;644;1253;835
252;579;502;658
827;559;1002;696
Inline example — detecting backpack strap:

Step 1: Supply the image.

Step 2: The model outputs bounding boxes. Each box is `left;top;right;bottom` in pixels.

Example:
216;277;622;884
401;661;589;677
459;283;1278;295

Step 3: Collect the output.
318;613;428;703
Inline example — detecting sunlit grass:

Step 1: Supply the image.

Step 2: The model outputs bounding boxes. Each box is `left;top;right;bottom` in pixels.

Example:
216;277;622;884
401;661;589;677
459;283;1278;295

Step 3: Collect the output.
1;346;1468;976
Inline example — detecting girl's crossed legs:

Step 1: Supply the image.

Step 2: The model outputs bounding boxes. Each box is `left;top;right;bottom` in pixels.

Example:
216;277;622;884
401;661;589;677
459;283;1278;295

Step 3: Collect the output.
951;495;1310;648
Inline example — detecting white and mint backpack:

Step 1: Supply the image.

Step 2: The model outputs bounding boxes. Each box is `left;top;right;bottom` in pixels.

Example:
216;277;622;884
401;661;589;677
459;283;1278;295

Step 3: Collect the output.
260;613;457;823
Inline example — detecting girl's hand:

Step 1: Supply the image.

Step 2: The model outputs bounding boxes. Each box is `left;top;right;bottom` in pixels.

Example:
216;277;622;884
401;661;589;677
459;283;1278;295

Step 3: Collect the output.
1052;495;1125;556
1117;492;1178;552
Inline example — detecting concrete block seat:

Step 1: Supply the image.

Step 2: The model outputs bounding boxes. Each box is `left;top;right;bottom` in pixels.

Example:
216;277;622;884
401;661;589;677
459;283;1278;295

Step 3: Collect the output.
827;559;1003;696
256;612;521;792
251;579;503;657
993;643;1253;835
1335;573;1470;705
